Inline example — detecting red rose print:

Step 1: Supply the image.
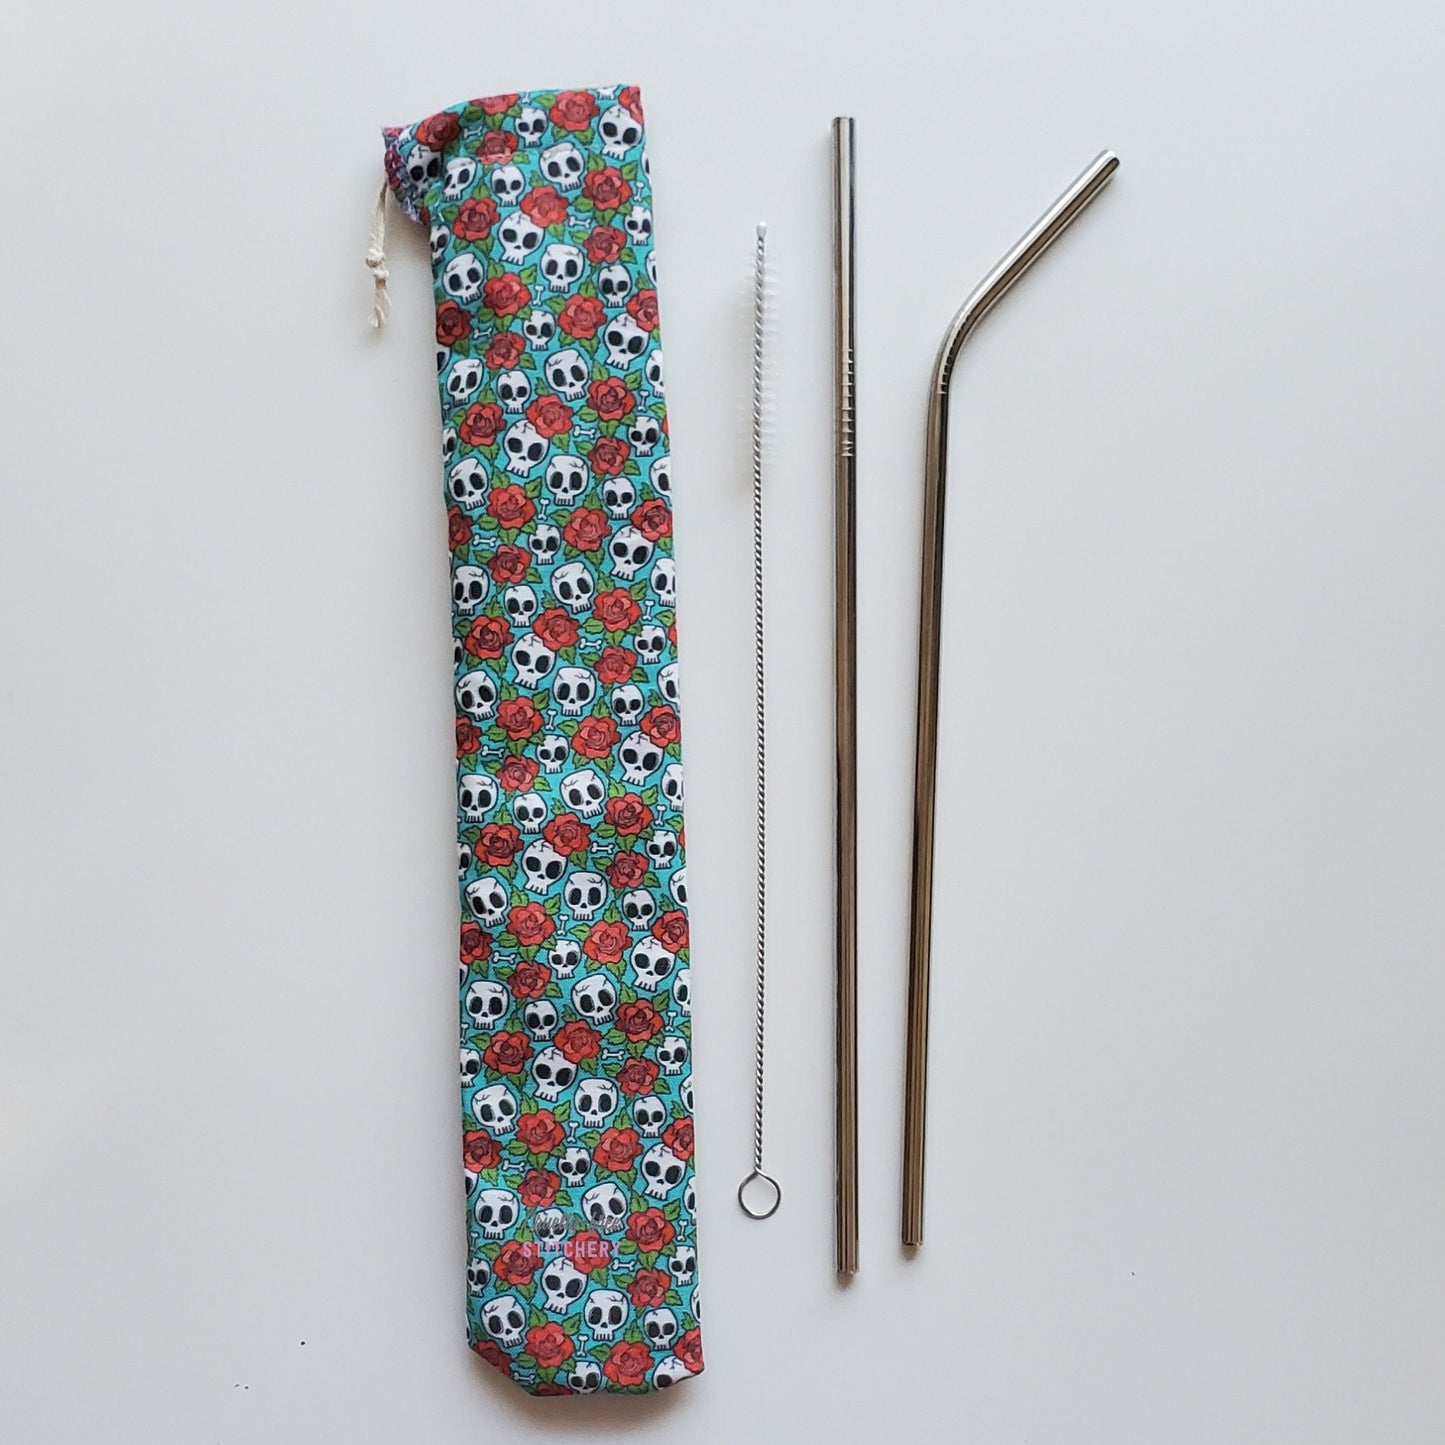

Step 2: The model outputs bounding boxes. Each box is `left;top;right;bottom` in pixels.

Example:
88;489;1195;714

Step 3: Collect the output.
453;196;499;241
571;1229;612;1276
626;1207;675;1254
489;544;529;584
497;754;539;793
460;922;491;964
620;86;645;124
476;128;518;165
516;1108;565;1155
627;1267;669;1308
550;89;599;132
674;1328;703;1374
554;1020;601;1064
662;1117;694;1160
603;1339;653;1389
518;1167;560;1209
571;714;620;760
521;185;570;227
483;1030;531;1075
480;94;517;116
562;506;609;553
485;331;525;371
507;901;553;948
493;1239;538;1286
585;226;626;264
604;793;653;835
583;167;632;212
478;821;522;864
616;998;663;1042
651;909;689;952
473;1338;512;1374
587;377;636;421
488;484;535;531
559;293;605;340
592;588;641;633
483;274;530;317
464;614;511;660
639;705;680;747
595;646;638;684
586;435;630;477
416;111;461;149
496;696;543;740
631;497;672;541
526;1322;573;1370
463;1129;501;1172
532;606;579;652
593;1126;642;1172
526;393;572;439
542;812;590;856
435;301;472;347
460;401;504;447
447;507;474;549
582;918;630;965
616;1057;659;1096
607;851;648;890
508;958;550;999
456;718;482;757
626;289;660;331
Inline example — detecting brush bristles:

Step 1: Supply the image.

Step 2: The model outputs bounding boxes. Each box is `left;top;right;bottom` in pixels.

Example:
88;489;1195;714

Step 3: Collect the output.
751;223;768;485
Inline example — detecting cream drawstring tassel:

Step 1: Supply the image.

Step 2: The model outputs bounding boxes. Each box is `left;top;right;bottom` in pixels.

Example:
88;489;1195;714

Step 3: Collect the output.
366;180;391;330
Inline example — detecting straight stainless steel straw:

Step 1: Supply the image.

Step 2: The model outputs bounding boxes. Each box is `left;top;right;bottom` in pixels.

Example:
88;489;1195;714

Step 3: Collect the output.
902;152;1120;1249
833;115;859;1278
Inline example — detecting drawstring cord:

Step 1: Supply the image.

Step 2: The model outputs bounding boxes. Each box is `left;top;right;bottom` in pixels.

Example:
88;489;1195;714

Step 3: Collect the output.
366;180;390;330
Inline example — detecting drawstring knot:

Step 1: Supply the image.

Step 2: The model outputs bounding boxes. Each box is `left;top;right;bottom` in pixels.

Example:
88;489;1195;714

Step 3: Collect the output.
367;181;391;329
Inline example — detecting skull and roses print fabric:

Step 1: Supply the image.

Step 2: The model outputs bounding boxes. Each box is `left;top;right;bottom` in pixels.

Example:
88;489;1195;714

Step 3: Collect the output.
383;85;702;1396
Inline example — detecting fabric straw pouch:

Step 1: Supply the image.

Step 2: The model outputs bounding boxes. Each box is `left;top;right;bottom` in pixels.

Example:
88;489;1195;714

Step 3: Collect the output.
378;85;703;1396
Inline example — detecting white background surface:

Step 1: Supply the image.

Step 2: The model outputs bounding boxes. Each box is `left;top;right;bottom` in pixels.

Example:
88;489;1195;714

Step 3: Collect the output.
3;2;1444;1440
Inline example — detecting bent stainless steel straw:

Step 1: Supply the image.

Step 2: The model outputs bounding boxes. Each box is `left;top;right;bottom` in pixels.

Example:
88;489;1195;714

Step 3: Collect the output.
833;115;859;1277
902;151;1120;1249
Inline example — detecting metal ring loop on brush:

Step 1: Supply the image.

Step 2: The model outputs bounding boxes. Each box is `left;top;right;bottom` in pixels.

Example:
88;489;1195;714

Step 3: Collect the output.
737;1168;782;1220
